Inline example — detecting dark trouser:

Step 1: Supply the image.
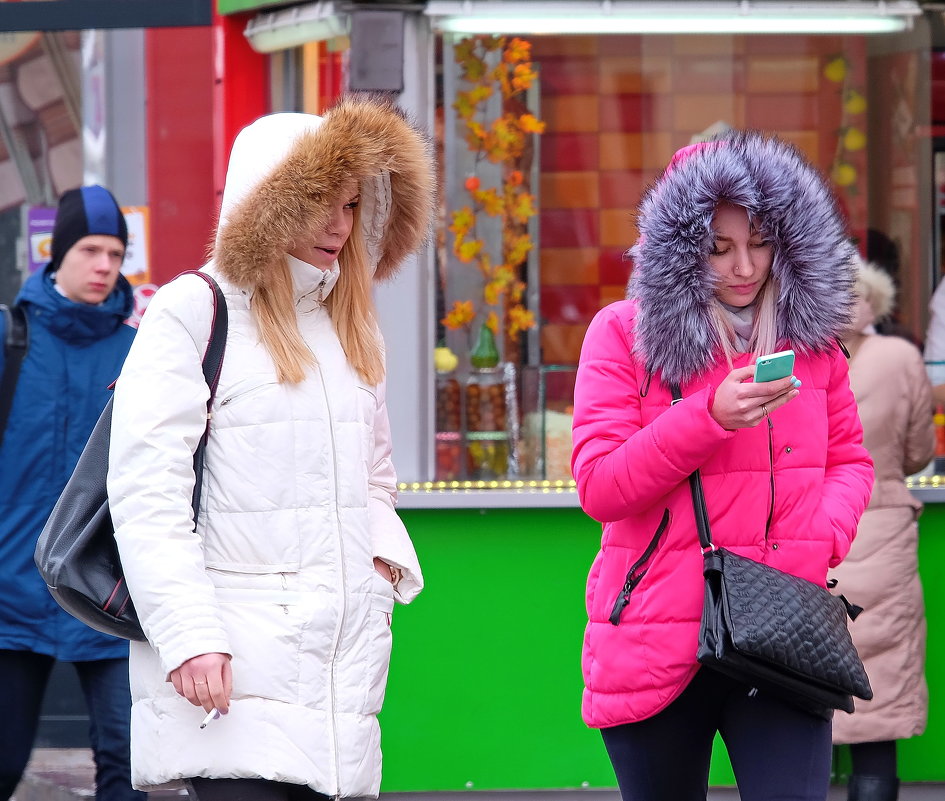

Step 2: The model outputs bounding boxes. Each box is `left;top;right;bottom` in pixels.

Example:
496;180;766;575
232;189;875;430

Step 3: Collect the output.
0;649;144;801
185;778;331;801
601;667;832;801
847;741;899;800
850;740;897;779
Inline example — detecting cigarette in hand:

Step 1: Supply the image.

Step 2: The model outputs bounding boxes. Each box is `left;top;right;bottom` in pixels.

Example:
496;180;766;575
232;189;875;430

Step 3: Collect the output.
199;708;220;729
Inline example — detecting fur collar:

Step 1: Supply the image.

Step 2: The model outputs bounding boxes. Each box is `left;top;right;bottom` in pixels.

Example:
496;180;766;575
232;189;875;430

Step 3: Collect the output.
214;94;435;289
628;130;855;385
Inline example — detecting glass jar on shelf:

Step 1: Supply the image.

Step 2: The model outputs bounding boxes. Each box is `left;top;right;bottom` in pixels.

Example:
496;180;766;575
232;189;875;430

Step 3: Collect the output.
434;346;463;480
465;366;509;479
435;372;463;480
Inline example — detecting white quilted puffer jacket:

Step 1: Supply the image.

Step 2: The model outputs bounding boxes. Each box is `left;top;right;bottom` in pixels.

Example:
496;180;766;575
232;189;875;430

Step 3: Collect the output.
107;96;433;796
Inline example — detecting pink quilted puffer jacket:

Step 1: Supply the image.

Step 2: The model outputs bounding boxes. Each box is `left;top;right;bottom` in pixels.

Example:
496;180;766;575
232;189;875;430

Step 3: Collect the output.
572;301;873;728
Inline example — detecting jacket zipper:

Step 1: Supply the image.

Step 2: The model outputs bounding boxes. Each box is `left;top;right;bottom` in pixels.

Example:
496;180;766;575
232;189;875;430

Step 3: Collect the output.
609;508;671;625
764;417;775;542
319;360;347;797
219;382;278;407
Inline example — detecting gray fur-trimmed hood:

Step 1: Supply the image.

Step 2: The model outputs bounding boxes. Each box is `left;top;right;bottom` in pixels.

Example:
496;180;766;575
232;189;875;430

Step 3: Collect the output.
628;130;855;385
214;94;435;288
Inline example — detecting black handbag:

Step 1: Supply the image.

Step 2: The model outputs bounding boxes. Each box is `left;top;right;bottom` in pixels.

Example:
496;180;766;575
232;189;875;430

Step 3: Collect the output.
34;271;227;641
672;385;873;719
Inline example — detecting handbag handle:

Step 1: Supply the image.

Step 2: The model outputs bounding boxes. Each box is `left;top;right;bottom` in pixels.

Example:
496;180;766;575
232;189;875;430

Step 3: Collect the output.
670;383;714;552
175;271;228;516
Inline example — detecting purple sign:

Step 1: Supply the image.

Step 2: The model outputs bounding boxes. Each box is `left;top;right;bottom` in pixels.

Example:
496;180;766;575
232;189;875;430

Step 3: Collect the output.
27;206;57;273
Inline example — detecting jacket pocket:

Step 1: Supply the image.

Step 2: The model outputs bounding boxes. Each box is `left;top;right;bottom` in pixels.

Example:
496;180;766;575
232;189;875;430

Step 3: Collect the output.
361;570;394;715
608;508;671;625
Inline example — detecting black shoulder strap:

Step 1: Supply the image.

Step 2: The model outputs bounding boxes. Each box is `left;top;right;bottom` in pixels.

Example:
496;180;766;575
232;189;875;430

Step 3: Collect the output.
670;382;713;551
174;271;228;515
0;304;29;448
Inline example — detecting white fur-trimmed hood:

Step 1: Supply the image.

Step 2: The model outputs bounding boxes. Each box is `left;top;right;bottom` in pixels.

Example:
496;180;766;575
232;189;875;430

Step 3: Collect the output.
214;94;435;288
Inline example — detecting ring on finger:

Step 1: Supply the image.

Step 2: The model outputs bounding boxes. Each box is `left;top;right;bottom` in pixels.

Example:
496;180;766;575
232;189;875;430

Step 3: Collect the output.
761;404;769;417
194;681;208;686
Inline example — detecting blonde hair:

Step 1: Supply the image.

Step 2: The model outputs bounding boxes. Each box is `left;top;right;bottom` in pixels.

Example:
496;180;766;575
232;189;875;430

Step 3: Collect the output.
709;274;779;369
251;204;385;386
327;215;385;386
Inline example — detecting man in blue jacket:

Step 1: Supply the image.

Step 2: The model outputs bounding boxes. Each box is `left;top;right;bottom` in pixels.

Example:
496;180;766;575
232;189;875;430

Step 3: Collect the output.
0;186;142;801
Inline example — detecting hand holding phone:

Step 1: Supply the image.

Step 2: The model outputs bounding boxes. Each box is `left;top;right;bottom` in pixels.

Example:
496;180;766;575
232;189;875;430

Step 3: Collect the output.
710;353;802;430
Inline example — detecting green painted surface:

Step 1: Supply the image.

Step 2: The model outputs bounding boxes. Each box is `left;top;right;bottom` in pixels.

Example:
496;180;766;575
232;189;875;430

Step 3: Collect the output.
216;0;284;15
379;504;943;791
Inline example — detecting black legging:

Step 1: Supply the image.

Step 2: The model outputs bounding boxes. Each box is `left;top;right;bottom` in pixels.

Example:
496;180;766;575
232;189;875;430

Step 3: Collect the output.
185;778;331;801
601;667;832;801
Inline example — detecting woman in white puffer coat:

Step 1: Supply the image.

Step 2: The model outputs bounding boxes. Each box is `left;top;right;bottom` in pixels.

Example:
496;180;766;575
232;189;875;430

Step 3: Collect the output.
106;95;435;801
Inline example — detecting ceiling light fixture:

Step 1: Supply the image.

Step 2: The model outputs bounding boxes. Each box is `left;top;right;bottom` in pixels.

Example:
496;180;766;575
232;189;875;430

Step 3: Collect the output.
424;0;922;35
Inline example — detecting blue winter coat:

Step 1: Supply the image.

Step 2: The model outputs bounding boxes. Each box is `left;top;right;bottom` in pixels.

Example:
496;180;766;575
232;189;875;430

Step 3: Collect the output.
0;265;135;660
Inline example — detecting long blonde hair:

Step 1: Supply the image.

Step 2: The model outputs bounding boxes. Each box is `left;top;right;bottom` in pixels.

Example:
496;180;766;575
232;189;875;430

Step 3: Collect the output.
250;205;385;386
709;273;779;368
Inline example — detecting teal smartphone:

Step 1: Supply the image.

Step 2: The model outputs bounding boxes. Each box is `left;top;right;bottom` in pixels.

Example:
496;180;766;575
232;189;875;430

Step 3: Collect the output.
754;349;796;382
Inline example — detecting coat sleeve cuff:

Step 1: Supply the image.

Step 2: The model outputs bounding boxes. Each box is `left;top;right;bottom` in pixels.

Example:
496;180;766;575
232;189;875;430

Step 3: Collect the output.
369;496;424;604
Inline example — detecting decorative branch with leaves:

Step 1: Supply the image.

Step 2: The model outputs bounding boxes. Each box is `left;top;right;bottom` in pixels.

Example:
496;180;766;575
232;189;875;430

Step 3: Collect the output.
443;35;545;352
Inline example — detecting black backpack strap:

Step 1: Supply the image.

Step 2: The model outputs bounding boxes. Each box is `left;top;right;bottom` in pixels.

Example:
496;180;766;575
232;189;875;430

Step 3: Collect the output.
173;271;228;515
0;304;29;448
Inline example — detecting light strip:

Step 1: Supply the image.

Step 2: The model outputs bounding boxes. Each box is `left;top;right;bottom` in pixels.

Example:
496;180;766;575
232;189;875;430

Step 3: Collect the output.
425;1;922;35
244;0;348;54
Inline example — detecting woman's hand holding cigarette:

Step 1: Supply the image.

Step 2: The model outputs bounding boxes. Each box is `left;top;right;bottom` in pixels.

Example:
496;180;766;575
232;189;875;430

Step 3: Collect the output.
170;652;233;716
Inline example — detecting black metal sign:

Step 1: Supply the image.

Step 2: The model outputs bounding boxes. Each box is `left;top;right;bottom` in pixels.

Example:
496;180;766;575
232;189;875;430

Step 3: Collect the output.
0;0;211;32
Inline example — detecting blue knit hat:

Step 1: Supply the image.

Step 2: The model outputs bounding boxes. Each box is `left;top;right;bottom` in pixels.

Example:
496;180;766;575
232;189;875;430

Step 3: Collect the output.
50;185;128;271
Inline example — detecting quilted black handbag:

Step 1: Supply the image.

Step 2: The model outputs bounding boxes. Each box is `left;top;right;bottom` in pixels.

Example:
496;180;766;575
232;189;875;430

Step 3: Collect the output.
34;271;227;641
672;385;873;719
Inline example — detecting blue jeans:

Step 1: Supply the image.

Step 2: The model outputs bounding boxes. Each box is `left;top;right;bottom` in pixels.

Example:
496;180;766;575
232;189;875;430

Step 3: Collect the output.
0;650;145;801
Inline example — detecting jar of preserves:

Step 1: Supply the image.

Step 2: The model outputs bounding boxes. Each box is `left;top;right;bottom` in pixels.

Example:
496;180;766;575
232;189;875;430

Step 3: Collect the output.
465;366;509;478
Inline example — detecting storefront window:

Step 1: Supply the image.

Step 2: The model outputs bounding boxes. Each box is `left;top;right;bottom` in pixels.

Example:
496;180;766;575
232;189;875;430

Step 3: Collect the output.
268;39;346;115
424;20;933;490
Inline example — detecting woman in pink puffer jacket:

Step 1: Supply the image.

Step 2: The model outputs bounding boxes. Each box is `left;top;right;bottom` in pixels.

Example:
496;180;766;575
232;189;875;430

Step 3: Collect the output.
572;132;873;801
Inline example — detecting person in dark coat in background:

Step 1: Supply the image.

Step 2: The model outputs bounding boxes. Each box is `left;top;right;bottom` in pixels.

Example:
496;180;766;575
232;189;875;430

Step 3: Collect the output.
0;185;142;801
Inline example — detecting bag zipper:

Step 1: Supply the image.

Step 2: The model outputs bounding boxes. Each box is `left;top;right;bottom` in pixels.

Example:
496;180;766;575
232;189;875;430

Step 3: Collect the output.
609;508;671;625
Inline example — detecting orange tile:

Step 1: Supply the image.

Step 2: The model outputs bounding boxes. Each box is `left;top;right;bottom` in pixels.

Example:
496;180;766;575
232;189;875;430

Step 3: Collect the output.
541;324;589;365
600;170;648;209
673;93;745;133
745;94;819;131
543;95;600;134
746;56;820;93
599;55;674;94
540;171;600;209
641;56;674;94
598;36;646;57
599;56;644;94
672;35;745;57
600;132;643;170
600;208;636;249
641;131;676;171
540;248;600;286
530;35;599;58
600;284;627;308
675;56;744;94
744;34;839;57
777;131;819;165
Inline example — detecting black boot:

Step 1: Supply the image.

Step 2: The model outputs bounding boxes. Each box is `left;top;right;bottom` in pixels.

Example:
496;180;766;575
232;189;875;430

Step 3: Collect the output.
848;774;900;801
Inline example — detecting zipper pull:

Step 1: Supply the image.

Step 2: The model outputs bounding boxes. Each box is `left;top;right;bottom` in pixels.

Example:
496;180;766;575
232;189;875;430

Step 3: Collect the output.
608;570;646;626
609;593;631;626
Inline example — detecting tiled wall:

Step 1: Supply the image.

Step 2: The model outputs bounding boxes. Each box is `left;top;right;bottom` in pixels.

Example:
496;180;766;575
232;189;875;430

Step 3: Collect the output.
532;34;868;366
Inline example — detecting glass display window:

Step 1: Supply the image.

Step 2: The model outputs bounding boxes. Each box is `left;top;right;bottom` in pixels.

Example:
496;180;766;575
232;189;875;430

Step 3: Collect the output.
419;19;935;491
